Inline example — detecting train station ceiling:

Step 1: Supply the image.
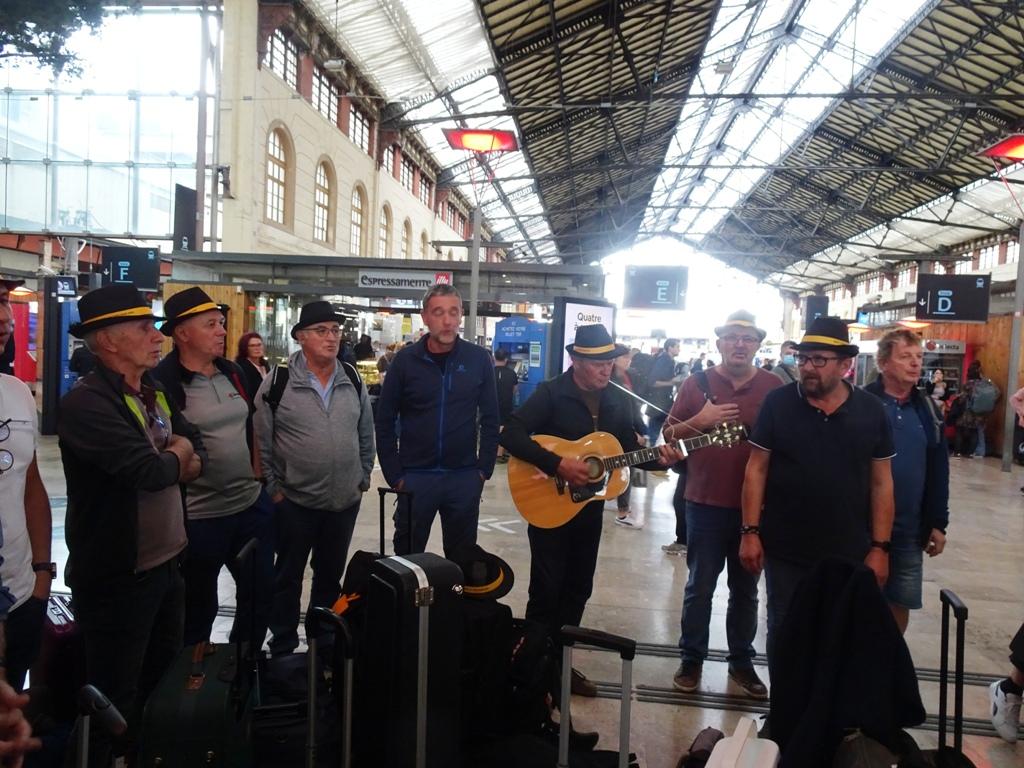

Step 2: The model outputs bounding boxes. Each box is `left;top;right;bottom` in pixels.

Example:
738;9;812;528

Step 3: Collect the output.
318;0;1024;291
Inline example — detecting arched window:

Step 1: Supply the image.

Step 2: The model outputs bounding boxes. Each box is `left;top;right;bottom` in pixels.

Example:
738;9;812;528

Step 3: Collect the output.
350;186;366;256
378;205;392;258
313;161;334;243
421;231;429;259
265;127;292;225
401;219;412;259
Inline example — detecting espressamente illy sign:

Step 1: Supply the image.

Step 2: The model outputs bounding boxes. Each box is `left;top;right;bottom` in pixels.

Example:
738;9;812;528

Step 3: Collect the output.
358;269;454;291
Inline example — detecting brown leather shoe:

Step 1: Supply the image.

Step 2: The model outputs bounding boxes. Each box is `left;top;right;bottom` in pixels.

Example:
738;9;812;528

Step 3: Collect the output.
570;667;598;697
728;666;769;699
672;661;702;692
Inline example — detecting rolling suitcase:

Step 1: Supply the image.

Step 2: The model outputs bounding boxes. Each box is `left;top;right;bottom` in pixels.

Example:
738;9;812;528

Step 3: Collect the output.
922;589;977;768
357;552;464;768
557;626;638;768
31;593;86;721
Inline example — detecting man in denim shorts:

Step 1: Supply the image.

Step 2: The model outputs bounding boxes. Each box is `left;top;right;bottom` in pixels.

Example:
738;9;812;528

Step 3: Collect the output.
864;328;949;633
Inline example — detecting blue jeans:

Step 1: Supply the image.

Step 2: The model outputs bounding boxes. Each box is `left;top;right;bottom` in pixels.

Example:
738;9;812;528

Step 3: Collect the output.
182;489;275;646
394;468;483;557
647;413;668;446
764;557;810;677
678;502;758;668
975;424;986;457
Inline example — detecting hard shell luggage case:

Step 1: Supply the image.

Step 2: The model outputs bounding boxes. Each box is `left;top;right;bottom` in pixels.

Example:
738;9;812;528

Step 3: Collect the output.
31;593;87;721
921;589;977;768
357;552;464;768
558;626;638;768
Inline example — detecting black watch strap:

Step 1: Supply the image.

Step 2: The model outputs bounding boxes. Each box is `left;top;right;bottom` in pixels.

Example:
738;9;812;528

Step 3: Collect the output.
739;524;761;535
869;540;891;553
32;561;57;579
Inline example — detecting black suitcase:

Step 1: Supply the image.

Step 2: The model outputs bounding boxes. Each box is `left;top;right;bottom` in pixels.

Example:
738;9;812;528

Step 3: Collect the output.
31;593;86;721
921;589;977;767
356;552;464;768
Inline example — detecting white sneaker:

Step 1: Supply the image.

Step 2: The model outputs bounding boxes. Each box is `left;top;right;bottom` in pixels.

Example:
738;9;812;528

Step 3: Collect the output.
614;512;643;529
989;680;1022;742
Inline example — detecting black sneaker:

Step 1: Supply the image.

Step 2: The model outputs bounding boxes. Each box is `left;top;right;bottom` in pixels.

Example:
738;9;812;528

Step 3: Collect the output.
728;666;769;699
672;661;702;692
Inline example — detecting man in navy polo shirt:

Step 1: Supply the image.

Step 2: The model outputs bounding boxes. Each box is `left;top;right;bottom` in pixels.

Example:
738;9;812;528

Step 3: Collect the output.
740;317;896;671
864;328;948;635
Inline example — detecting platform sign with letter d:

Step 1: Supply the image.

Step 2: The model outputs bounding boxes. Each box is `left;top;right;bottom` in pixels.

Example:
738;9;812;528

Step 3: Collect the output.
915;273;990;323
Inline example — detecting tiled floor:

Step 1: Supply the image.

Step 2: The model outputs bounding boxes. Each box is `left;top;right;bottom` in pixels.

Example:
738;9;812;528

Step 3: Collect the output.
39;437;1024;767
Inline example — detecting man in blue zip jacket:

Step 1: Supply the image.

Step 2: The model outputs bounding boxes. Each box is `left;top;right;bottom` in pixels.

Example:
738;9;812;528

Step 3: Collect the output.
375;284;499;556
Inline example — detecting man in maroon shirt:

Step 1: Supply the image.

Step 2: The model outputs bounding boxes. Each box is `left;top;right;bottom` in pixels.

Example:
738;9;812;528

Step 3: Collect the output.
663;310;780;698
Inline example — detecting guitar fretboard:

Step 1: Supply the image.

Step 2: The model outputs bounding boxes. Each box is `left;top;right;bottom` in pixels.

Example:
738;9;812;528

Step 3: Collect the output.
602;434;716;470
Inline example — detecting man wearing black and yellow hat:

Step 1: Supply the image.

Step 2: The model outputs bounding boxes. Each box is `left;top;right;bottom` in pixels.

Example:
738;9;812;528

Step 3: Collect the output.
153;287;275;647
500;323;683;696
58;283;206;764
739;316;895;672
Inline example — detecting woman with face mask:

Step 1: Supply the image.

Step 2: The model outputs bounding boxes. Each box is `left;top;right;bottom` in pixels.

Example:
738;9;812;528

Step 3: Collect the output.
772;340;799;384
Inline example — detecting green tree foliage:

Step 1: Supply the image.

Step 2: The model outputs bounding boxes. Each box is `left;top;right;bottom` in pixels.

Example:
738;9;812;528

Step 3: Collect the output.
0;1;116;74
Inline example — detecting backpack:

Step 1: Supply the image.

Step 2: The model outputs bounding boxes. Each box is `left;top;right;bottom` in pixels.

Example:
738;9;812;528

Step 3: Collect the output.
968;378;999;415
262;362;362;413
627;352;656;398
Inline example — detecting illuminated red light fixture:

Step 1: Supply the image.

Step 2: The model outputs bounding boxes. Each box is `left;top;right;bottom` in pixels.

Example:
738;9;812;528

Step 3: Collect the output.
897;318;930;330
442;128;519;153
979;134;1024;161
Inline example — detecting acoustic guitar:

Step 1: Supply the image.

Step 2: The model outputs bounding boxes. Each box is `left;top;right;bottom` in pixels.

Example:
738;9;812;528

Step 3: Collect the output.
507;422;747;529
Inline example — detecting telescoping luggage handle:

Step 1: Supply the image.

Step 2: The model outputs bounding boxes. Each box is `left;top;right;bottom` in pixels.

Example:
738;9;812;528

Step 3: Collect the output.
558;626;637;768
306;607;356;768
377;486;414;555
938;588;968;755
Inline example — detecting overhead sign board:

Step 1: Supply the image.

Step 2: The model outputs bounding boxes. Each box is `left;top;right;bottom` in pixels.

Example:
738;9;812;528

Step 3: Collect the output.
102;246;161;292
53;276;77;297
622;265;687;310
915;274;990;323
357;269;453;291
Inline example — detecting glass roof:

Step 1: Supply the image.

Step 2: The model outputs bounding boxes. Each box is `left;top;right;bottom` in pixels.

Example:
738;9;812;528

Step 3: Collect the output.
642;0;934;259
310;0;560;262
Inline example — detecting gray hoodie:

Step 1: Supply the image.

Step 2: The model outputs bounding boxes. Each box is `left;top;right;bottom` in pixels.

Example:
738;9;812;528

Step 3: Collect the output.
254;350;375;511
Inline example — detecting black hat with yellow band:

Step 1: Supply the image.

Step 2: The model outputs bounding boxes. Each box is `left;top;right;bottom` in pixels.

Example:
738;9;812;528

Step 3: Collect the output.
160;287;228;337
69;284;164;338
793;316;859;358
564;323;627;360
449;544;514;601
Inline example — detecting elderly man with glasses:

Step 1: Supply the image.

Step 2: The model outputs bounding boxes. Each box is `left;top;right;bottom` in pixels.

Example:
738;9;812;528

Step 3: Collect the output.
254;300;374;656
662;310;781;699
740;316;896;673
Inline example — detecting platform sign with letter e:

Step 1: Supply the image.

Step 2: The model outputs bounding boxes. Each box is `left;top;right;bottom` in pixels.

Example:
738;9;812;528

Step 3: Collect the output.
915;273;990;323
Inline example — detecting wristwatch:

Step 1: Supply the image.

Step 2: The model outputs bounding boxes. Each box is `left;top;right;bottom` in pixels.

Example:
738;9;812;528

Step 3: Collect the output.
739;524;761;535
32;561;57;579
869;540;891;553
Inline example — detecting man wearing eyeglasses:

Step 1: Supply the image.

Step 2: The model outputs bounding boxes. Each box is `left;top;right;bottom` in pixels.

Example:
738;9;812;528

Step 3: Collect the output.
740;316;895;673
0;296;53;693
254;300;374;656
662;310;780;699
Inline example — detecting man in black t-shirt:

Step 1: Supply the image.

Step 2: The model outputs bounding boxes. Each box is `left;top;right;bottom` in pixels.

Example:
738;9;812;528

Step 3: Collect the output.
493;348;518;462
739;317;895;671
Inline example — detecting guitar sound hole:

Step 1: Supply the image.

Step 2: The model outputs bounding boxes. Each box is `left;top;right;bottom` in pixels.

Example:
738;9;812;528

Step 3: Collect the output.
584;457;604;482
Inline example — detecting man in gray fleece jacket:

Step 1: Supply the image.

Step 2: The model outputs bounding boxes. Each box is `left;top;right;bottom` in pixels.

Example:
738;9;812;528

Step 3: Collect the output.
254;301;375;655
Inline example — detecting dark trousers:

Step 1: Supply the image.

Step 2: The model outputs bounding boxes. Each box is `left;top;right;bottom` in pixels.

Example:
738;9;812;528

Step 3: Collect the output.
678;502;758;668
764;557;810;678
182;489;275;647
394;469;482;557
73;556;185;765
269;496;360;654
525;501;603;636
4;594;46;692
953;424;978;456
1010;622;1024;673
672;474;688;545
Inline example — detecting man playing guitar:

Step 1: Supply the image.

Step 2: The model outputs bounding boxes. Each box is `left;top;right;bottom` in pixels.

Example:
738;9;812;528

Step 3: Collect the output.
499;324;683;696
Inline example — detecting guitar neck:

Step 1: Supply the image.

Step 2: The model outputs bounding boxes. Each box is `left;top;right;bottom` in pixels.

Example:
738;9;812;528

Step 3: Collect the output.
602;433;715;470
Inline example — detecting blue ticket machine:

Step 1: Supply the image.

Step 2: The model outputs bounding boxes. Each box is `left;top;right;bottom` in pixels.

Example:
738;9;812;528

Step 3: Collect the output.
493;317;550;406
